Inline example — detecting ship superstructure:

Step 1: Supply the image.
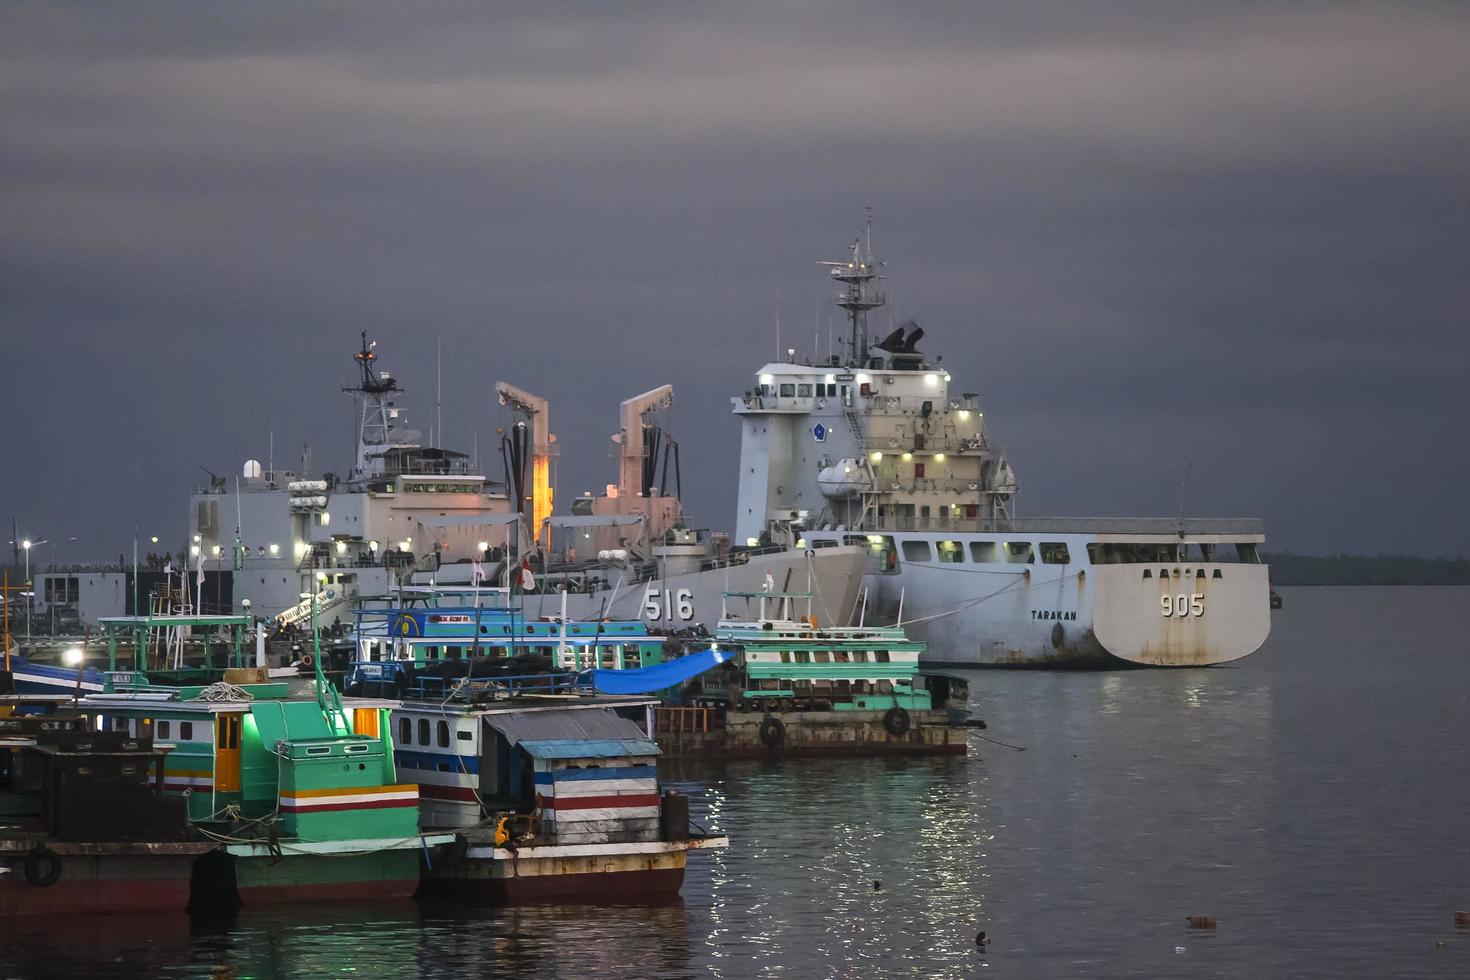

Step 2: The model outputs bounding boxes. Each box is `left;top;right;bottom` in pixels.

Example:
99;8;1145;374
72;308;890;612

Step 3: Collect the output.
732;220;1271;667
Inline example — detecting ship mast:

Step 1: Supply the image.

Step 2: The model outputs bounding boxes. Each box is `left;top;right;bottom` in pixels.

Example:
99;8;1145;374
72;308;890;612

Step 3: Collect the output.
819;209;885;366
343;332;407;480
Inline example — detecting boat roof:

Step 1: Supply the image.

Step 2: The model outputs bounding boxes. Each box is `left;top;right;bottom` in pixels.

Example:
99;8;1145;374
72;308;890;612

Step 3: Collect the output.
484;708;659;759
98;614;252;628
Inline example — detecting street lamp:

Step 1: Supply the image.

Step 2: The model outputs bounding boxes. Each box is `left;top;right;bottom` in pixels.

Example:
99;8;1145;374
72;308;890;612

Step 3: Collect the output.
63;645;84;701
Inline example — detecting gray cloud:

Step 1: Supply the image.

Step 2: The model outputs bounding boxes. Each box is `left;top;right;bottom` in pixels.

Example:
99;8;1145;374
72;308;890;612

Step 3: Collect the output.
2;2;1467;560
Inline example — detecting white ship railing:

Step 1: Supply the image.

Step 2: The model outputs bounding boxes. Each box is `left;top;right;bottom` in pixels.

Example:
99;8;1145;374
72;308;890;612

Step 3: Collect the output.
850;516;1266;536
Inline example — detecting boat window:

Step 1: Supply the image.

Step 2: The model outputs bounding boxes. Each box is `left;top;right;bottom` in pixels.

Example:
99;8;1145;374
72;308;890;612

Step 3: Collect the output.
779;652;791;663
447;646;461;660
1236;543;1260;563
936;540;965;563
180;722;193;741
797;383;813;397
437;721;450;748
875;651;890;663
157;720;170;739
814;651;830;663
779;383;795;397
848;534;899;574
457;729;473;742
1004;542;1034;564
811;539;836;549
345;743;369;754
969;541;1000;562
1039;542;1070;565
400;717;411;744
306;746;332;756
418;719;430;745
901;540;932;563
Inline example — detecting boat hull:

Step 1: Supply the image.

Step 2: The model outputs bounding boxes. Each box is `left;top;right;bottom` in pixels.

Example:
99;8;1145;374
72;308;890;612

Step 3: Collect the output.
229;847;422;905
856;553;1273;669
6;656;107;696
421;838;727;904
0;846;204;916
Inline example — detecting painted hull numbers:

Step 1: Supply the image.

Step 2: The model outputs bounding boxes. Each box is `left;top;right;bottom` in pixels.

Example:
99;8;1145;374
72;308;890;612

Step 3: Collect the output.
642;585;695;622
1161;593;1205;618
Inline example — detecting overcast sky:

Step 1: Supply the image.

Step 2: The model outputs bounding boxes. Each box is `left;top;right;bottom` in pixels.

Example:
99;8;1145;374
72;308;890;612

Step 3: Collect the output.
3;2;1467;564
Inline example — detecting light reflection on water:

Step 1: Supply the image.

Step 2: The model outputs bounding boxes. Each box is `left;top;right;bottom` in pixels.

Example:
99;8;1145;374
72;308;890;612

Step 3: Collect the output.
1;588;1468;978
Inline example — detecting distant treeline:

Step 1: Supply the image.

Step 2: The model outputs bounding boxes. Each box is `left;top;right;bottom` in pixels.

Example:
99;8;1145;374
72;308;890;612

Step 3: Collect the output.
1263;552;1470;586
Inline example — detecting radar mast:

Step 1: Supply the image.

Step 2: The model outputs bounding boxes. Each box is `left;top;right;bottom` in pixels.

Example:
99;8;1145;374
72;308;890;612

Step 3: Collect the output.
818;209;886;366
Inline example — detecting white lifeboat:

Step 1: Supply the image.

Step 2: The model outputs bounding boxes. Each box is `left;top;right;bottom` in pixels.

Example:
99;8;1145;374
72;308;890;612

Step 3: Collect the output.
817;458;874;500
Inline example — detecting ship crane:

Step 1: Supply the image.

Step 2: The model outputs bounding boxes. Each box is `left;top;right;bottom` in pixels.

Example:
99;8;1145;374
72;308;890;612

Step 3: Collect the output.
495;381;554;543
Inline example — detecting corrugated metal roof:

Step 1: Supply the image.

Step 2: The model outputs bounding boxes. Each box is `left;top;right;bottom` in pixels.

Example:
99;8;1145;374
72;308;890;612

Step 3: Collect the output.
486;708;659;758
519;738;658;760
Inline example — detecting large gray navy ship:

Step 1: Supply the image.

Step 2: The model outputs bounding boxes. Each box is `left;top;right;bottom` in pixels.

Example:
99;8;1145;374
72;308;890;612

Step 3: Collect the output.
187;335;866;635
731;221;1271;667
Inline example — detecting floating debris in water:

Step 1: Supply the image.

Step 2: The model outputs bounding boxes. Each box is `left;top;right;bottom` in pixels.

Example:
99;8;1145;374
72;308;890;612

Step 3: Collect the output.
1186;915;1217;929
872;880;882;891
1174;946;1186;954
975;931;988;947
1456;910;1469;927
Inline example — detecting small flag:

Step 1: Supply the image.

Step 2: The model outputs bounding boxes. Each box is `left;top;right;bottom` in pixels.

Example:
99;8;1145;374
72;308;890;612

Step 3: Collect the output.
196;551;205;591
519;562;535;592
472;559;486;584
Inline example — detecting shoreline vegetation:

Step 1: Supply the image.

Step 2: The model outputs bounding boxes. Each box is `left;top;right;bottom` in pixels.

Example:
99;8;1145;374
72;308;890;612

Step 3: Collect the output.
1264;553;1470;586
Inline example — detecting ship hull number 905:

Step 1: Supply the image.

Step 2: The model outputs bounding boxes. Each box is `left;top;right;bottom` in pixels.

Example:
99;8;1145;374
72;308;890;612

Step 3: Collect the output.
1161;593;1205;618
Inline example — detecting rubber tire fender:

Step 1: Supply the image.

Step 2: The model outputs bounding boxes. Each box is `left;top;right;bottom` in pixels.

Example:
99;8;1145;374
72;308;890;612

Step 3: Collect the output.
758;715;786;748
300;653;314;669
24;846;62;888
883;706;911;737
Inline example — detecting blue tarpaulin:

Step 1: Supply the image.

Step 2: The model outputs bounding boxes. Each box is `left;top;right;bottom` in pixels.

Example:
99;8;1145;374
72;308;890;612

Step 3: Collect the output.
584;648;734;695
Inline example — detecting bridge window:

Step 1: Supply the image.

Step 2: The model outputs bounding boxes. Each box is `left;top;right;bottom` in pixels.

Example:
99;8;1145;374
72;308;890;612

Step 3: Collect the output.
180;722;193;741
157;721;170;739
1038;542;1070;565
437;721;450;748
936;540;965;563
797;383;813;397
418;719;430;745
399;717;411;744
779;383;795;397
902;540;932;563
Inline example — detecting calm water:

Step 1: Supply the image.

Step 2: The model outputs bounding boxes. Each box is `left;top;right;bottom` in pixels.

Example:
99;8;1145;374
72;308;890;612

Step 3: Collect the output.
3;587;1468;978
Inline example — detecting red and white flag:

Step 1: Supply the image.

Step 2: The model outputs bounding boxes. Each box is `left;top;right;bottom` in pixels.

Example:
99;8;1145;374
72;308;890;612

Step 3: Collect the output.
472;559;486;585
518;560;535;592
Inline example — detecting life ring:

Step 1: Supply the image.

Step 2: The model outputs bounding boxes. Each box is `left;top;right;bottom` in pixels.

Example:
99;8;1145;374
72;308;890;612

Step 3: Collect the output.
24;846;62;887
883;706;911;737
300;653;314;668
758;715;786;748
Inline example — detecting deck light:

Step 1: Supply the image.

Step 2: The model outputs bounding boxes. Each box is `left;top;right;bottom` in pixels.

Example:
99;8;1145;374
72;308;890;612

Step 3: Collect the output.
957;410;971;421
477;541;489;552
934;453;946;463
193;534;201;544
869;451;883;462
924;373;939;387
369;540;379;552
901;452;913;462
269;544;280;556
63;646;83;667
150;536;159;544
211;545;222;557
335;541;347;555
190;545;200;557
746;537;760;548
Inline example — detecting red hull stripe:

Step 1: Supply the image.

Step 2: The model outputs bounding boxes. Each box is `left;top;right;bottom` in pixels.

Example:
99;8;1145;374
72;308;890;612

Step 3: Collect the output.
542;793;661;811
421;784;479;802
279;798;417;813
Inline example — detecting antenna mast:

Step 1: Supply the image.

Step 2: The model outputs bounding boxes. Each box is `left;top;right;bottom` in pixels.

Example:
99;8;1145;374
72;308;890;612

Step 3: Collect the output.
819;207;885;367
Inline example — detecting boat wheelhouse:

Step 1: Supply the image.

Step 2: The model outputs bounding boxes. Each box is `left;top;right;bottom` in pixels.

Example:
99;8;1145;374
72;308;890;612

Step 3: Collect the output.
343;586;668;697
713;590;930;713
81;675;449;907
390;675;728;901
